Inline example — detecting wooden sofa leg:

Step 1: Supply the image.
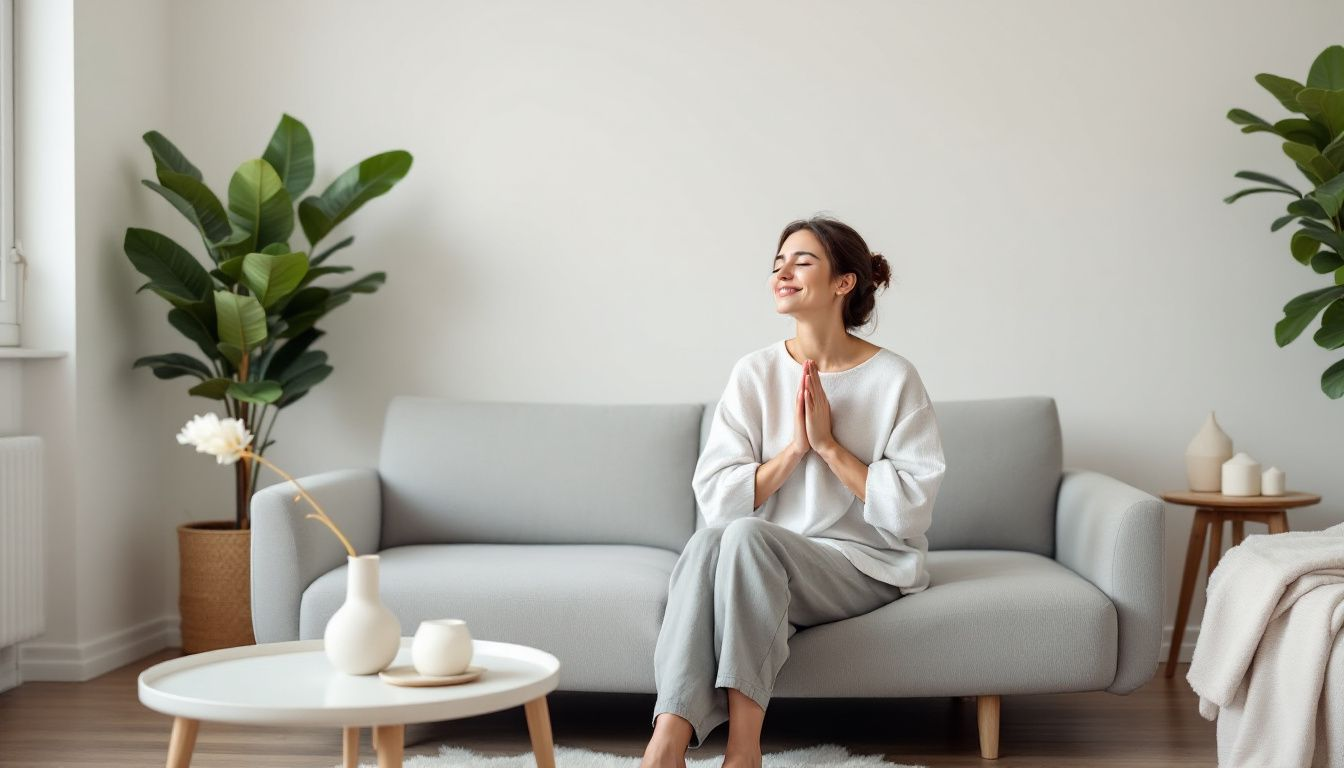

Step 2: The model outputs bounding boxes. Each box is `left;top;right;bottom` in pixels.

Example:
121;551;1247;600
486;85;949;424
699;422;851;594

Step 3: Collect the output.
977;695;1001;759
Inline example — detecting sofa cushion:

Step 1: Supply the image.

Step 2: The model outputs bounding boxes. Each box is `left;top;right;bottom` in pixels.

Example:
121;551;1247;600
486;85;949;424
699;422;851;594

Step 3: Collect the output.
299;544;680;692
775;549;1117;697
301;546;1115;697
377;398;701;551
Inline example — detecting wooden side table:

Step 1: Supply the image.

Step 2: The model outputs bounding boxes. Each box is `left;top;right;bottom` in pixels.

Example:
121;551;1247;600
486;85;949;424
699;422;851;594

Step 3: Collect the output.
1160;489;1322;678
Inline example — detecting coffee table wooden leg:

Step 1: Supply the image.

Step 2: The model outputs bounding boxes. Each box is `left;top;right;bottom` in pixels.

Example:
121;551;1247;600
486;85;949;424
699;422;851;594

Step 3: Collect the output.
374;724;403;768
1166;508;1211;678
1207;513;1223;581
165;717;199;768
1268;510;1289;534
524;696;556;768
343;727;359;768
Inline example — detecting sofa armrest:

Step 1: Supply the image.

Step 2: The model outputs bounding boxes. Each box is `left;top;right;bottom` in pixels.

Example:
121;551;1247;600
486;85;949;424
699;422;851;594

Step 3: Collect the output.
1054;468;1165;694
250;468;383;643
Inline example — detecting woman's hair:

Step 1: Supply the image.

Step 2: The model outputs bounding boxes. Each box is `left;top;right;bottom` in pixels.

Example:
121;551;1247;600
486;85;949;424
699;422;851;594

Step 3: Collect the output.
776;215;892;330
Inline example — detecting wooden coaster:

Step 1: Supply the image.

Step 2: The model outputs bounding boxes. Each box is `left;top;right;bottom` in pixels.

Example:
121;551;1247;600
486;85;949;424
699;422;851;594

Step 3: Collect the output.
379;665;485;687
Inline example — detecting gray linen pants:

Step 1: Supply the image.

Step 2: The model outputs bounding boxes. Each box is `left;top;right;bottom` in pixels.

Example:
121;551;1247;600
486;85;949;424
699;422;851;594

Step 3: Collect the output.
651;516;905;749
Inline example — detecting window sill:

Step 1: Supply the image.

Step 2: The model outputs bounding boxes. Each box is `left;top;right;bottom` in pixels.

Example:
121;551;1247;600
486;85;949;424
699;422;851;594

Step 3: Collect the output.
0;348;66;359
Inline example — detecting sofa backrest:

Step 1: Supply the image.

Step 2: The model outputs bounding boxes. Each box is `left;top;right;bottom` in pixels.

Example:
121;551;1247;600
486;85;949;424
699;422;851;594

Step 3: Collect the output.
379;394;1061;556
696;395;1061;555
378;397;701;552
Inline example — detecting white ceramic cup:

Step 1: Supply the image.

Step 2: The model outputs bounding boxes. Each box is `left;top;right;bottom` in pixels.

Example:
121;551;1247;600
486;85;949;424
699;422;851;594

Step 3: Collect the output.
411;619;473;677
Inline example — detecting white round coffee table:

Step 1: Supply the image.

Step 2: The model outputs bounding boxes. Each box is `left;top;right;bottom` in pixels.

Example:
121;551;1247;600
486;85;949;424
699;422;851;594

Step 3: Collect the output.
138;638;561;768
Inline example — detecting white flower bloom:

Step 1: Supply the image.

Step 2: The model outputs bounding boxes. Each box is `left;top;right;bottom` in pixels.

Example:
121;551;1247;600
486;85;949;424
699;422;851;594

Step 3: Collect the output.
177;413;254;465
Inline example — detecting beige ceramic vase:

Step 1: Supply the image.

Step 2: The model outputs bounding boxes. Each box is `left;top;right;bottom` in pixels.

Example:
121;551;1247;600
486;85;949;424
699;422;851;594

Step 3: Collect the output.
1185;411;1233;492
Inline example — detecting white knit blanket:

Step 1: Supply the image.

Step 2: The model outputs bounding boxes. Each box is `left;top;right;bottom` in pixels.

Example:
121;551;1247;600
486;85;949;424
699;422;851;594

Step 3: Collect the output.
1186;521;1344;767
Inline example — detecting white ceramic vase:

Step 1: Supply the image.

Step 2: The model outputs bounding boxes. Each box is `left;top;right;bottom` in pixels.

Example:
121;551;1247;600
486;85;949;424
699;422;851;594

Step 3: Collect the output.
324;554;401;675
1262;466;1286;496
1185;411;1233;492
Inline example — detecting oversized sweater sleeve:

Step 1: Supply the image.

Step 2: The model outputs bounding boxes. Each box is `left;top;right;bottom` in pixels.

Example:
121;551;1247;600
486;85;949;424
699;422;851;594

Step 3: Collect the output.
692;361;763;527
862;401;946;541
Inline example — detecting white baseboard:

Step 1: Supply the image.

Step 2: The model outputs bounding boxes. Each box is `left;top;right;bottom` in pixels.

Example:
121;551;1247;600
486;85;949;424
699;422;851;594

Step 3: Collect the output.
0;645;18;693
1160;624;1200;665
19;615;179;682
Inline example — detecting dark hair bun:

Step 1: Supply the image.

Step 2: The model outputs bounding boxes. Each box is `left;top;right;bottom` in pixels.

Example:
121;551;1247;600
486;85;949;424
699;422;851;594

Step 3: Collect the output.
870;252;891;292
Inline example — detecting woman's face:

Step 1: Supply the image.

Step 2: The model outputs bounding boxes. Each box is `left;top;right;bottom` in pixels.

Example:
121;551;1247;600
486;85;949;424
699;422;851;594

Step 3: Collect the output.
770;229;852;317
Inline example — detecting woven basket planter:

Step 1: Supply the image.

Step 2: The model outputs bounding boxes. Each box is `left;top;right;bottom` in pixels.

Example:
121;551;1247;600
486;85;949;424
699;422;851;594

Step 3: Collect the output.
177;521;256;653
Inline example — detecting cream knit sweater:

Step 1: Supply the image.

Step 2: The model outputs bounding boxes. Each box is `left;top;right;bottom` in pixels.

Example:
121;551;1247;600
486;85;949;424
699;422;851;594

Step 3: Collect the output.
692;339;947;594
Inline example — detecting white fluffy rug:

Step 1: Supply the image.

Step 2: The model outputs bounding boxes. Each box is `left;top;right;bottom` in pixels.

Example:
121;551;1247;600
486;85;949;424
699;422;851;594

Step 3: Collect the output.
343;744;925;767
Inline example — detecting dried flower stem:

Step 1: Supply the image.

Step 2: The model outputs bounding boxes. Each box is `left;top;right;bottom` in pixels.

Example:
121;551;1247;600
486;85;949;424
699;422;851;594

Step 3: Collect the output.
243;451;357;557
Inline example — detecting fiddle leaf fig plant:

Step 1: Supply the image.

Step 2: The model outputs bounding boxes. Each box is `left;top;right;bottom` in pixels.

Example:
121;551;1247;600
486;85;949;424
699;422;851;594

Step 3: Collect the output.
126;114;412;528
1226;45;1344;399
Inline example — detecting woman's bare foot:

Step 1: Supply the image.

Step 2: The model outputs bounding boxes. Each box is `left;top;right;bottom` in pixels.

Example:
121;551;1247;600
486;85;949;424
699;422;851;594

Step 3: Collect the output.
640;713;692;768
720;748;763;768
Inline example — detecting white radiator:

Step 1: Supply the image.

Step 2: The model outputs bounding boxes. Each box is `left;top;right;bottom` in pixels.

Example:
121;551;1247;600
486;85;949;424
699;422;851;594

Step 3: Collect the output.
0;436;43;648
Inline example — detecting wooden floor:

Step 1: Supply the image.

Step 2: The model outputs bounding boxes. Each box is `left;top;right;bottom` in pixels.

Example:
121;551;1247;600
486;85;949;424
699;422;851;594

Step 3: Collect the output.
0;651;1216;767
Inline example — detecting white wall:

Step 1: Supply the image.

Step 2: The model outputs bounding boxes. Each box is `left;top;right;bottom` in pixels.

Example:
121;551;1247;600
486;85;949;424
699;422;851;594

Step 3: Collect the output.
10;0;179;682
13;0;1344;679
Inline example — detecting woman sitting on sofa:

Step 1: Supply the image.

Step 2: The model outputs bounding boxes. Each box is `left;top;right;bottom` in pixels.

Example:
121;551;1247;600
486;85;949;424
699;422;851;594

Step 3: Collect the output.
640;214;948;768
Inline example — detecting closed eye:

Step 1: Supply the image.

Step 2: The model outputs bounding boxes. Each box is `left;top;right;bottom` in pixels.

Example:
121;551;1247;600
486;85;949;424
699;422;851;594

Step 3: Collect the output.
772;263;810;273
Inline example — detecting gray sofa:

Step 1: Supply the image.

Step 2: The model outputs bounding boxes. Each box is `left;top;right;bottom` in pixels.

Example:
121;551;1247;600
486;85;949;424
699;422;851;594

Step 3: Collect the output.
251;394;1165;760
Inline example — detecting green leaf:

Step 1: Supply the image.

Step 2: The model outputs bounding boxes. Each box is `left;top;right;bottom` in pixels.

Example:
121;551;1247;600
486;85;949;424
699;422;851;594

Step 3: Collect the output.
132;352;212;380
260;242;290;255
214;291;268;352
1234;170;1303;196
262;114;315;199
123;228;213;302
297;264;354;289
1337;266;1344;286
142;131;202;180
1288;197;1331;219
1311;250;1344;273
1314;300;1344;349
218;256;246;281
213;229;254;261
311;235;354;267
298;150;412;247
1292;229;1321;264
274;350;328;386
261;327;324;380
1294;89;1344;138
142;172;232;252
1272;118;1330;147
1312;172;1344;217
1283;141;1338;184
188;378;232;400
1256;73;1306;113
331;271;385;297
1228;108;1272;129
1276;285;1344;345
276;364;332;407
228;380;283;405
1307;45;1344;90
167;305;220;362
217;342;244;369
1323;131;1344;168
1271;214;1300;232
1323;357;1344;398
227;158;293;252
240;251;309;308
1295;226;1344;257
1223;186;1298;204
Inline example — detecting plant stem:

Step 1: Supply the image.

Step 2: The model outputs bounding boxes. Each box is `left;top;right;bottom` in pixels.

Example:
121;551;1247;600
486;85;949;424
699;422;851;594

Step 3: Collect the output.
244;450;357;557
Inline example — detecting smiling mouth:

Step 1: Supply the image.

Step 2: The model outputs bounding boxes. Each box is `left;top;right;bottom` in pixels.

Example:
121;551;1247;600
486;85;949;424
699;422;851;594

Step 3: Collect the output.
777;288;800;297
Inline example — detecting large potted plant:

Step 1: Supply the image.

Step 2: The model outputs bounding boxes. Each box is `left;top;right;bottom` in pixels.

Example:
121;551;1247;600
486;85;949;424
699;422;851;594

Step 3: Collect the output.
1226;44;1344;398
125;114;412;651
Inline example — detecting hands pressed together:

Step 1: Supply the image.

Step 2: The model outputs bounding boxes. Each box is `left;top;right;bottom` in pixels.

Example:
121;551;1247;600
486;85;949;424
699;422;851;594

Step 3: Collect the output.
792;359;836;457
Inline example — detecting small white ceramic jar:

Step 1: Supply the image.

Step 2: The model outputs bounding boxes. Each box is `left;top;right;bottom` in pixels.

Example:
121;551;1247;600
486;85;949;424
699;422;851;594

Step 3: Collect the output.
1262;466;1285;496
1221;452;1261;496
411;619;473;677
